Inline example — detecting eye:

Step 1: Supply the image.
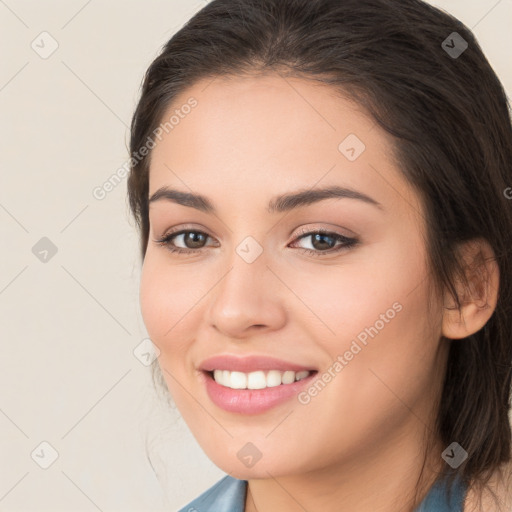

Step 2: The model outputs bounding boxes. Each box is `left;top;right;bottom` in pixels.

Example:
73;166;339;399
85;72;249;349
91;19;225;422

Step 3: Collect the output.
153;228;217;255
289;228;358;257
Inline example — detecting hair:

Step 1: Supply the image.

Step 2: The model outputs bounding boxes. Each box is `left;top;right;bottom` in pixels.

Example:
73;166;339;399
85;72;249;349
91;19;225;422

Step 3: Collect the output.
127;0;512;509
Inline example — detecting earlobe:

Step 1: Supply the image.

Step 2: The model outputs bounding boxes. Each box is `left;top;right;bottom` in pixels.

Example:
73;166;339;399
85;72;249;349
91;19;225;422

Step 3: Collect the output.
441;238;500;340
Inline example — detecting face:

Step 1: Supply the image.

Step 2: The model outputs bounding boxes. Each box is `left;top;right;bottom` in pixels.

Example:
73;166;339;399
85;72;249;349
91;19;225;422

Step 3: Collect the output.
140;73;448;479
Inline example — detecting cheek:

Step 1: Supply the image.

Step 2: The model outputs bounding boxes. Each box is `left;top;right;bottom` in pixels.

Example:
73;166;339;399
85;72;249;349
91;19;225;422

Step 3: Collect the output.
139;256;201;405
296;239;439;407
319;278;438;430
286;239;427;345
139;259;169;343
139;254;197;356
276;280;441;471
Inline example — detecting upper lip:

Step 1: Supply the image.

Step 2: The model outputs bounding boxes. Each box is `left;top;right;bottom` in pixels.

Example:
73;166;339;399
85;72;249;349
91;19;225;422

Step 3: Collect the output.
199;355;317;373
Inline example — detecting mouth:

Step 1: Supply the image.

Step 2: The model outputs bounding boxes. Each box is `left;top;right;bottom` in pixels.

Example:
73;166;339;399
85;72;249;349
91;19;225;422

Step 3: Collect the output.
198;354;318;414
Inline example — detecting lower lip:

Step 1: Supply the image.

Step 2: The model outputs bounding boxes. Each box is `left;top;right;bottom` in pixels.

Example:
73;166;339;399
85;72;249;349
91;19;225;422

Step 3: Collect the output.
202;371;317;414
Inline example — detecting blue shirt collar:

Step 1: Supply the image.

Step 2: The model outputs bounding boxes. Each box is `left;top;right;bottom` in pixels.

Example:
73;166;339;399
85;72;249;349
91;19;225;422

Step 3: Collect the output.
178;473;468;512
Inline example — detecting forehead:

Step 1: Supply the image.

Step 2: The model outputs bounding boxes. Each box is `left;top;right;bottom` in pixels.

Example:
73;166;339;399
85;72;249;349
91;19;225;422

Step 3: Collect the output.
147;73;420;217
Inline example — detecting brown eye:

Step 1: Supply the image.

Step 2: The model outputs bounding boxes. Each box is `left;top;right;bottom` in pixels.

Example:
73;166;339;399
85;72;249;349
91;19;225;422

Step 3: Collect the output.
309;233;337;251
154;229;216;254
180;231;208;249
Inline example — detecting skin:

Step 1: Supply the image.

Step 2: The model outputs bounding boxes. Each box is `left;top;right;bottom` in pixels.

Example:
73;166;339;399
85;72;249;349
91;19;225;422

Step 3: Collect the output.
139;73;500;512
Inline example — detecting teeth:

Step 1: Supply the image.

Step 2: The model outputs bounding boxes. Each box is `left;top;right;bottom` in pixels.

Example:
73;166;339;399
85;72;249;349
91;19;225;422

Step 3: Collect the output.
247;371;266;389
282;370;295;385
266;370;282;387
212;369;312;389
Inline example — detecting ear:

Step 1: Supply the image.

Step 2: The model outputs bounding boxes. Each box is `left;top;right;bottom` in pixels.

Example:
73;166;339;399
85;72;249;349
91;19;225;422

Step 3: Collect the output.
442;237;500;340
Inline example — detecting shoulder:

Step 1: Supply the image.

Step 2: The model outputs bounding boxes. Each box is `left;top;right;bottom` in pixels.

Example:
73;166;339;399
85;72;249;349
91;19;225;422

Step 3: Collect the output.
177;475;247;512
463;462;512;512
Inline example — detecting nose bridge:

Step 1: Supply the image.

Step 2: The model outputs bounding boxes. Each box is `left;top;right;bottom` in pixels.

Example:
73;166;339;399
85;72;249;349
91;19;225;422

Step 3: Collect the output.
206;236;286;336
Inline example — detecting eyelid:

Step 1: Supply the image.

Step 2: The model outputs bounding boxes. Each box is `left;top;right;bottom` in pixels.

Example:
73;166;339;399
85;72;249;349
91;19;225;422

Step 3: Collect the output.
156;223;218;240
292;225;352;239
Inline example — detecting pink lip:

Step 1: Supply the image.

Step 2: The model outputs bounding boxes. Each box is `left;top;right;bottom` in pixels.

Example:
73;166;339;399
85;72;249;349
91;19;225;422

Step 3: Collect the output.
198;354;317;414
198;354;316;373
200;371;317;414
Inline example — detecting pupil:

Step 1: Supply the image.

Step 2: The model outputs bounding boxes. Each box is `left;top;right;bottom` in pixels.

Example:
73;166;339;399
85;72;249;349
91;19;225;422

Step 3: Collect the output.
312;233;334;250
186;232;205;248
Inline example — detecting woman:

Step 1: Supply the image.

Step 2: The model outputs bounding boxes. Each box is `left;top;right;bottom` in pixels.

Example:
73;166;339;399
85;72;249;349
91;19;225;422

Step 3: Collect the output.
127;0;512;510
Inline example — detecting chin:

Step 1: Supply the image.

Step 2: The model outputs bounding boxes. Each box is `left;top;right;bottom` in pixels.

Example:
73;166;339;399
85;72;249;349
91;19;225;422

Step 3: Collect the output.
206;447;303;480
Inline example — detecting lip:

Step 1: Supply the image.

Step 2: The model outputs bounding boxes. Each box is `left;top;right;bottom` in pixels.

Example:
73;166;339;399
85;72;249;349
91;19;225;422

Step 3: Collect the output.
198;354;318;414
200;371;317;414
198;354;317;373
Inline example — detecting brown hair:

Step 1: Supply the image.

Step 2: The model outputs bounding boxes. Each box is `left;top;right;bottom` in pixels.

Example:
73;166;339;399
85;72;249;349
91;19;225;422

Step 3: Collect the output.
127;0;512;509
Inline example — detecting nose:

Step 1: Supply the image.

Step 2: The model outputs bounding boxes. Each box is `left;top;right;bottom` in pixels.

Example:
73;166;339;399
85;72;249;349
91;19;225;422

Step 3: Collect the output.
206;249;287;339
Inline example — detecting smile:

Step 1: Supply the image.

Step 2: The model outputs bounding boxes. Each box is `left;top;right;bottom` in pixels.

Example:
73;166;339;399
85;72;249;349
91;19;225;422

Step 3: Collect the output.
199;354;318;414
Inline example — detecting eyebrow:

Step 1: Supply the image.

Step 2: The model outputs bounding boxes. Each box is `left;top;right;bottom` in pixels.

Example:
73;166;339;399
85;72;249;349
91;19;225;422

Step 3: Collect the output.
148;185;383;214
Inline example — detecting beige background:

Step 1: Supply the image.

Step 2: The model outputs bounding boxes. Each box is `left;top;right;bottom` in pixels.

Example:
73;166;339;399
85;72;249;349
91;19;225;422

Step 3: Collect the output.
0;0;511;510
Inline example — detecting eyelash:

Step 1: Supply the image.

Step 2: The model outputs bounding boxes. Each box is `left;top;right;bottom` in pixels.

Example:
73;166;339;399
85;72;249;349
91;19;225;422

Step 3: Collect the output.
153;227;359;258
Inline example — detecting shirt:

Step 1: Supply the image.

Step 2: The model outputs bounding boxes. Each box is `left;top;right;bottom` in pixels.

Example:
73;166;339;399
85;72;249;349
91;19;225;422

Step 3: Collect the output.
177;473;468;512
